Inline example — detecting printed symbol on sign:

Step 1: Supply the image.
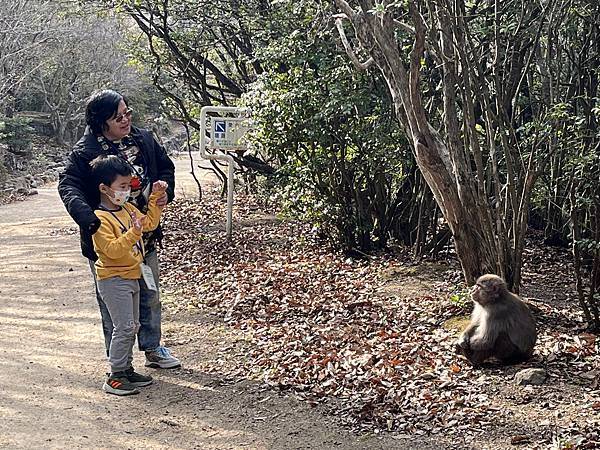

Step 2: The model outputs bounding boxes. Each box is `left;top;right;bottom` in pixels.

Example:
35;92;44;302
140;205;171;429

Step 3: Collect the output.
215;121;226;133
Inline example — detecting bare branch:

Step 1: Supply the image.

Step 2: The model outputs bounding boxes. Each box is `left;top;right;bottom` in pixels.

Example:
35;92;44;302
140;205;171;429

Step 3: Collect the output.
393;19;416;35
334;0;356;19
334;18;374;71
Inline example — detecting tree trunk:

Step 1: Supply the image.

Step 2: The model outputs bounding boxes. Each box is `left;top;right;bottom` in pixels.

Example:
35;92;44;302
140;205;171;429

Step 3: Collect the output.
336;1;498;284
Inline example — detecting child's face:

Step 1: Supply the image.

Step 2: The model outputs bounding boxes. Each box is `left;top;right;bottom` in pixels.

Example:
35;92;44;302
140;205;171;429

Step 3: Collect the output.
108;174;132;193
100;174;132;206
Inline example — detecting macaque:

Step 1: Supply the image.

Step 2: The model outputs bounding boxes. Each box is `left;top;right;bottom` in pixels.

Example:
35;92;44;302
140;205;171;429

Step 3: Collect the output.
455;274;537;366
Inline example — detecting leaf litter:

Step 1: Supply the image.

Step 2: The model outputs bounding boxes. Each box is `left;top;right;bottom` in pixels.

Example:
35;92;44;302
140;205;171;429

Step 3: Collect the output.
161;190;600;449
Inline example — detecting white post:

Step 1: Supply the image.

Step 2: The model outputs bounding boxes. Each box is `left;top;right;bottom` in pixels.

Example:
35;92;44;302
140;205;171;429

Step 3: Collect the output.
227;156;234;237
199;106;247;239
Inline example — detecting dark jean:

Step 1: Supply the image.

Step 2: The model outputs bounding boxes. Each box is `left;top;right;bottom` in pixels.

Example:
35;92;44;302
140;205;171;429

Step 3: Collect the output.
89;250;162;355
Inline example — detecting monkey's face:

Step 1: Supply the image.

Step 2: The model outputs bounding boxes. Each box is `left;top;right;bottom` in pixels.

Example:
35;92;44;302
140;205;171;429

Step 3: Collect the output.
471;275;505;306
471;281;495;306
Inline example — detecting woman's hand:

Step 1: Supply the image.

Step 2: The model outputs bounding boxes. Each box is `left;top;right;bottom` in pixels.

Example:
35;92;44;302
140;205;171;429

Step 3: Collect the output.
152;181;169;207
152;180;168;194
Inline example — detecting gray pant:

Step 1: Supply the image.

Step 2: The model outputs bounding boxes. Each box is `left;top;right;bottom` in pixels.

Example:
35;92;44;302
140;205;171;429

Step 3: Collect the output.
89;251;162;354
96;277;140;373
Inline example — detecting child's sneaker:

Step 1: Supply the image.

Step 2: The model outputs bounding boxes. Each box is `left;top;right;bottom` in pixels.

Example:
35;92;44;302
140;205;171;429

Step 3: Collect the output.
145;346;181;369
102;373;140;396
125;367;153;387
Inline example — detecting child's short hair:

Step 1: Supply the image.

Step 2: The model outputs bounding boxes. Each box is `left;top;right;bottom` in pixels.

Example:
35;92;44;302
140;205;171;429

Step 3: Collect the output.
90;155;132;187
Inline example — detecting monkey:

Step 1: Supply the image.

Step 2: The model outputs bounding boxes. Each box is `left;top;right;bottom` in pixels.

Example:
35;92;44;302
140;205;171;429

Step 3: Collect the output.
455;274;537;366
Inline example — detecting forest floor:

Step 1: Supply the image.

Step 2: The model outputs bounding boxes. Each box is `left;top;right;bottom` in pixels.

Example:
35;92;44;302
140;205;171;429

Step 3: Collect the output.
0;154;599;450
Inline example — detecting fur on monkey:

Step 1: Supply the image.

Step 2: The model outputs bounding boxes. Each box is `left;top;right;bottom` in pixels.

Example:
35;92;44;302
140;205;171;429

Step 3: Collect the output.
455;274;537;366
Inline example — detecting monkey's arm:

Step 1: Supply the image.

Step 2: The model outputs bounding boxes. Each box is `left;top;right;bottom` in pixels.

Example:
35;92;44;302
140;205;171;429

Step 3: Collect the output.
459;323;478;339
455;315;480;351
457;331;494;366
455;324;478;359
462;324;500;366
456;327;474;349
466;347;492;366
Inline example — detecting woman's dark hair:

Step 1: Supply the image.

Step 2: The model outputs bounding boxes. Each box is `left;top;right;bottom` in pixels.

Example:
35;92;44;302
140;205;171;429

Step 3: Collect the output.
90;155;132;187
85;89;127;135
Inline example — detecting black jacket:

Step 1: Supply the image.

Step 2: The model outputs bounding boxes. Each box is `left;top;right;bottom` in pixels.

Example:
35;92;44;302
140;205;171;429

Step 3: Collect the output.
58;126;175;261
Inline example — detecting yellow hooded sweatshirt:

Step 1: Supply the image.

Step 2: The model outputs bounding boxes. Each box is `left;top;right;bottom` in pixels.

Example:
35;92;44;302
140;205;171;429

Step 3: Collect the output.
92;192;162;280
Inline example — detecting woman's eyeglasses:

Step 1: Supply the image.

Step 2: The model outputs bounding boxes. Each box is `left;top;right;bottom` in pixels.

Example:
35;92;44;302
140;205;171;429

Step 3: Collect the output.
113;108;133;123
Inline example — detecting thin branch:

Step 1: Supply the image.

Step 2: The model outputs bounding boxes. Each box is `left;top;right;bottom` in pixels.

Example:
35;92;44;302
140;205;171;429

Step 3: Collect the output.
335;0;356;19
393;19;416;35
334;18;374;71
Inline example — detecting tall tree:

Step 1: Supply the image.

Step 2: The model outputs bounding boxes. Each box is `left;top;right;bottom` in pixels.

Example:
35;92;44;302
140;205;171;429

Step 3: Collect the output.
334;0;569;289
31;11;145;143
113;0;274;125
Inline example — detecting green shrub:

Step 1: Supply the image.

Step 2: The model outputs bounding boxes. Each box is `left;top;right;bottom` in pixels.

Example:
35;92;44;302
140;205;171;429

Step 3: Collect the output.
244;26;415;253
0;116;35;155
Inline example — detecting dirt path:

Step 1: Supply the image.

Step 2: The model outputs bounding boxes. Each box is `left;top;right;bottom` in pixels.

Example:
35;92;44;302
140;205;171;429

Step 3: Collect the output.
0;156;439;450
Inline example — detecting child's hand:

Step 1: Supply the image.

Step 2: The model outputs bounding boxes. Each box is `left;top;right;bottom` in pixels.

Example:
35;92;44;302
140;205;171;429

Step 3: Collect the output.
130;210;146;233
152;180;168;194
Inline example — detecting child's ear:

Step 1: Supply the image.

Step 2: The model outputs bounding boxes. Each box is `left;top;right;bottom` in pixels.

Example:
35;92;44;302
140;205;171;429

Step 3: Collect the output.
99;183;108;194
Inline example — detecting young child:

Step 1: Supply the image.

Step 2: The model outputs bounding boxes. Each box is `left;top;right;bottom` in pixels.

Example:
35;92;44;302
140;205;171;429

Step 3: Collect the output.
90;154;168;396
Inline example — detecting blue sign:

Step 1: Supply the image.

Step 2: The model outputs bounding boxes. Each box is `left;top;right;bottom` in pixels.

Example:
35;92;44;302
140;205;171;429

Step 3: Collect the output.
215;121;226;133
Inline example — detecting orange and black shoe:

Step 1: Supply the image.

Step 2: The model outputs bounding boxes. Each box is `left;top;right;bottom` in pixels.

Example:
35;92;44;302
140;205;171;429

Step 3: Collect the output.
102;373;140;396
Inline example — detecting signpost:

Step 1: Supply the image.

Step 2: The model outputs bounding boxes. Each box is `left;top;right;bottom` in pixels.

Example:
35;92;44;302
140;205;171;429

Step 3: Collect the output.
199;106;251;238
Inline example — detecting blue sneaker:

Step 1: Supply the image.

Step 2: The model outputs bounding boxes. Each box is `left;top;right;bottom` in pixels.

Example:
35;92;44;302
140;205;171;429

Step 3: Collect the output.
144;346;181;369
